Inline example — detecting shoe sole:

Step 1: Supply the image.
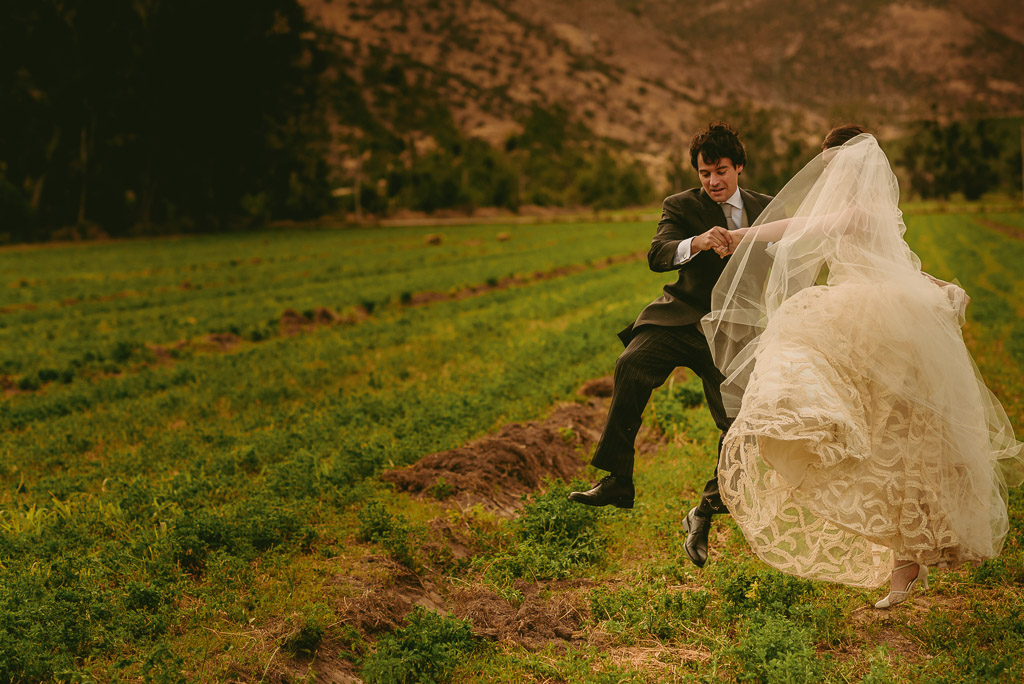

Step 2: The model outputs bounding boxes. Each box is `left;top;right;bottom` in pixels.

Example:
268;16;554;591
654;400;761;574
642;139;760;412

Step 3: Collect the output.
567;494;634;509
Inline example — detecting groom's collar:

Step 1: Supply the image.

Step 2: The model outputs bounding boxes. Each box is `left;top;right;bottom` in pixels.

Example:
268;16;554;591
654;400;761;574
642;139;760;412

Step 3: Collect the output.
699;186;744;209
721;187;743;211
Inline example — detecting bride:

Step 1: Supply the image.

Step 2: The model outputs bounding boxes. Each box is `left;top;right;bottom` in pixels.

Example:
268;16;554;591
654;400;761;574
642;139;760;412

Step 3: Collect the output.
701;125;1024;608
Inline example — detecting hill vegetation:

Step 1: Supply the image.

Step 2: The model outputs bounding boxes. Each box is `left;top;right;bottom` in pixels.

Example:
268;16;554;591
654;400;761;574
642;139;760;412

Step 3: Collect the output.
1;0;1022;241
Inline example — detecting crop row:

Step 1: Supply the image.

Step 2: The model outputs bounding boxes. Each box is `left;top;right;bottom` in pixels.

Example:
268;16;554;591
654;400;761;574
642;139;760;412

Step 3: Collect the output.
0;222;649;380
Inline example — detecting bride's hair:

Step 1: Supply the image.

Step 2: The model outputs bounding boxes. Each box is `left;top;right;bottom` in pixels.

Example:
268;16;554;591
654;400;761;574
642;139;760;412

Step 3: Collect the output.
823;124;869;150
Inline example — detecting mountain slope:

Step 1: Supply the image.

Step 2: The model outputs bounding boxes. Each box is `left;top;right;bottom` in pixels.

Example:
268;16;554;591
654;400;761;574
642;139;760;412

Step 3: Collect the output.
307;0;1024;199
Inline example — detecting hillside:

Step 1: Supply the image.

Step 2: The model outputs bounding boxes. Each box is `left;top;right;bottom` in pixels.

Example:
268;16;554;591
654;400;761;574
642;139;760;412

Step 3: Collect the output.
307;0;1024;197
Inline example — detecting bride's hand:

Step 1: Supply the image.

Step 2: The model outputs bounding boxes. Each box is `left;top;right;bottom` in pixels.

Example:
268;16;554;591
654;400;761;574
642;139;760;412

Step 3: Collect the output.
713;229;745;257
693;226;733;255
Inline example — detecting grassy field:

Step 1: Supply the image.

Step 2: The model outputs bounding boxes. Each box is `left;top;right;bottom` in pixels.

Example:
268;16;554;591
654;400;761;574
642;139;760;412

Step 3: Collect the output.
0;208;1022;682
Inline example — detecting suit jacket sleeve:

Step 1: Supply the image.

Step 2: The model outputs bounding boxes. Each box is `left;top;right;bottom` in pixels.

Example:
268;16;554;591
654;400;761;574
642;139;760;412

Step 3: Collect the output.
648;194;699;272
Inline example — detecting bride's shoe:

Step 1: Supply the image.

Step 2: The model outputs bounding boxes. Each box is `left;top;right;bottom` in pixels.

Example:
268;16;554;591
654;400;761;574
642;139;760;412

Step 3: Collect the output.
874;562;929;609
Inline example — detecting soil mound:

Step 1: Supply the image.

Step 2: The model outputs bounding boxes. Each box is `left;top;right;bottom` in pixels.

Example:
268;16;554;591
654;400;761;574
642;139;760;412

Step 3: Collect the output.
280;308;309;334
338;574;446;636
450;582;588;646
382;383;618;515
204;332;242;351
279;306;367;334
579;376;614;398
382;375;670;514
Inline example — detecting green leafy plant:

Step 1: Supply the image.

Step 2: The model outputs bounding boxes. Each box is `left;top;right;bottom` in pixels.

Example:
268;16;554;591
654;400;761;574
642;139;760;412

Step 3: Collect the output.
648;378;705;434
717;566;817;618
361;607;479;683
484;479;605;583
429;477;455;500
733;613;821;683
589;583;711;642
357;500;416;568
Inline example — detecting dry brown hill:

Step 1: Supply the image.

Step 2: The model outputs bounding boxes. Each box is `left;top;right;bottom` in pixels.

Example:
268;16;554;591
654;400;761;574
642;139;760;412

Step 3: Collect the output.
306;0;1024;191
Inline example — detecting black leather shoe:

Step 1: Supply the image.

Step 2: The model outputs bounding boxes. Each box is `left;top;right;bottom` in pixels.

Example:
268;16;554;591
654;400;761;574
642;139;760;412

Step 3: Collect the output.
682;507;711;567
567;475;635;509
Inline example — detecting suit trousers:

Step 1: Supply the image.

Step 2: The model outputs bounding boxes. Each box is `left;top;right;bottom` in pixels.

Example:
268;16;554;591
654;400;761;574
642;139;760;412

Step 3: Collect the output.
590;324;732;515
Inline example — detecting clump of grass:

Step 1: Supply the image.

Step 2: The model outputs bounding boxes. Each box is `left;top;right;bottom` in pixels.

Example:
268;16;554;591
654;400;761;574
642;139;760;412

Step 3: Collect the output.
357;500;416;568
733;613;821;682
483;479;606;583
717;566;818;618
168;501;301;575
557;426;576;444
284;604;332;657
589;583;711;642
648;377;705;434
429;477;454;500
716;565;853;647
361;607;479;683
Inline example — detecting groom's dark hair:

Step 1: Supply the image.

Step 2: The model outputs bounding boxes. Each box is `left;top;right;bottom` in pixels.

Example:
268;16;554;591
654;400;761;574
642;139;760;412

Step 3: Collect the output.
689;122;746;170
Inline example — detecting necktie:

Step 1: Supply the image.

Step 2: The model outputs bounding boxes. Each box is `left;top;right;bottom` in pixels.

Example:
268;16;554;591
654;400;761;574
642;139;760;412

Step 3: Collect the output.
722;204;738;231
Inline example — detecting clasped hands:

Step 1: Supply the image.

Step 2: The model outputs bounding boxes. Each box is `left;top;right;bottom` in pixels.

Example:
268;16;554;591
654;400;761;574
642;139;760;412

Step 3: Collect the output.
693;226;739;258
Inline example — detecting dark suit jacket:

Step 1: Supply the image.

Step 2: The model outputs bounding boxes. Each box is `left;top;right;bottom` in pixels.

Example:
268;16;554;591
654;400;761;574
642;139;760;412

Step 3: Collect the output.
619;186;773;345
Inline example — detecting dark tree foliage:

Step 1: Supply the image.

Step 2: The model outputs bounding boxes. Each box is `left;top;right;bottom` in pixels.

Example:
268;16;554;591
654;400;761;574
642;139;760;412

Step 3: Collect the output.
0;0;331;241
899;118;1022;201
333;66;657;218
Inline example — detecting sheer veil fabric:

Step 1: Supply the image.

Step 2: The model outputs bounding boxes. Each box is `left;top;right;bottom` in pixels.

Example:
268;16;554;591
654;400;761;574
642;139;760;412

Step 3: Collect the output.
701;134;1024;587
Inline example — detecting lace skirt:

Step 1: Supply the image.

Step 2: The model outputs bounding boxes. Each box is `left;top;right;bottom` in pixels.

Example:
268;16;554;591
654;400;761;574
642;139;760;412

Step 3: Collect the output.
720;281;1014;588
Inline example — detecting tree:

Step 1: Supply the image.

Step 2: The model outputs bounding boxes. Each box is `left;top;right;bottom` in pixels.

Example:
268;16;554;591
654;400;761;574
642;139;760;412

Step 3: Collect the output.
0;0;333;240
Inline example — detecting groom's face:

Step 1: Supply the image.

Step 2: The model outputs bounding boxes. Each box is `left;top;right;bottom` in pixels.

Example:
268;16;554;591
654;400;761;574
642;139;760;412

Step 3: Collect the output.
697;154;743;203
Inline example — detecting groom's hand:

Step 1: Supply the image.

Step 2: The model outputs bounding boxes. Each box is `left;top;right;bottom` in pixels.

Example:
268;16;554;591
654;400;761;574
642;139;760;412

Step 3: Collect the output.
693;226;733;256
714;229;744;257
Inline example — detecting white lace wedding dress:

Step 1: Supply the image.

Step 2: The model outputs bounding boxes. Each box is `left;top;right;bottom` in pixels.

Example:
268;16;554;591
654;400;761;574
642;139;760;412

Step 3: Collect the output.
703;135;1023;588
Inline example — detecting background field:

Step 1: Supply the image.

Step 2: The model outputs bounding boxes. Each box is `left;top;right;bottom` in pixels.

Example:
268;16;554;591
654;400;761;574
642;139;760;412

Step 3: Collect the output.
1;207;1022;682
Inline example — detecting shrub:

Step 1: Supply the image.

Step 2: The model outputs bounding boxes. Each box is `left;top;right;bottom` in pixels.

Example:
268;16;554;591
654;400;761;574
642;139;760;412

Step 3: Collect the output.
285;605;333;657
357;500;416;568
429;477;454;500
717;567;817;618
733;614;821;683
484;479;605;582
648;378;705;434
37;368;60;383
589;584;711;642
361;607;478;684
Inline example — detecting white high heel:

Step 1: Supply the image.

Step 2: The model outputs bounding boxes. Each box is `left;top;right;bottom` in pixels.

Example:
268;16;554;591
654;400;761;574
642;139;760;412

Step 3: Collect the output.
874;562;929;609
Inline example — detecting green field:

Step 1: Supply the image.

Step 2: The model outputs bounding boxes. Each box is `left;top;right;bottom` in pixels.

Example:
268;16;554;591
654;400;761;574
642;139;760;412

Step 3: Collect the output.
1;210;1022;682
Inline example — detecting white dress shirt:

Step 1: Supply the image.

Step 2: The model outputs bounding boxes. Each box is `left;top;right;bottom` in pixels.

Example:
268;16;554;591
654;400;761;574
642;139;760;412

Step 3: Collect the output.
673;188;744;266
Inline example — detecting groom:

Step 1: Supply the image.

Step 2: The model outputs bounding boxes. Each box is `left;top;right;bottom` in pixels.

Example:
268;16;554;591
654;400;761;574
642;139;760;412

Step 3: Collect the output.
568;122;773;568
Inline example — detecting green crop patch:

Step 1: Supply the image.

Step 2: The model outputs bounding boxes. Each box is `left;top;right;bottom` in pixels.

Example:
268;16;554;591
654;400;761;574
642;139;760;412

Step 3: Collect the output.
0;209;1021;681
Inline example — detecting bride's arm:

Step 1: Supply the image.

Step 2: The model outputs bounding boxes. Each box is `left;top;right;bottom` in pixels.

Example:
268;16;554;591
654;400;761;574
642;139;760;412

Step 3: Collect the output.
715;207;861;256
711;218;794;255
730;218;793;243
